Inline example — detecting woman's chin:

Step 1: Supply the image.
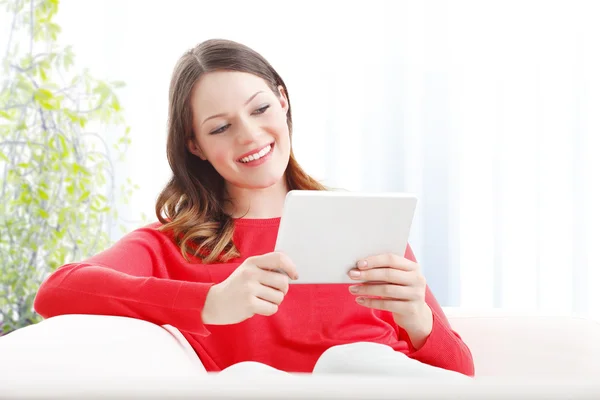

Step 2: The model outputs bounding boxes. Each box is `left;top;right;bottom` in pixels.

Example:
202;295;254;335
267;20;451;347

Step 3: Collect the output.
228;174;286;191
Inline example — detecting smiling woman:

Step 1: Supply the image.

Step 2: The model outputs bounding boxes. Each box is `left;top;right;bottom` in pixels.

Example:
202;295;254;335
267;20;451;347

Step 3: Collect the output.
33;38;474;378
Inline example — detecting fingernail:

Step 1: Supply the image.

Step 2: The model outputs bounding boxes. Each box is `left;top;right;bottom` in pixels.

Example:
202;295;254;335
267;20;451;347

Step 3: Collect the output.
356;260;368;269
356;297;365;304
294;274;299;280
349;285;358;293
349;270;361;278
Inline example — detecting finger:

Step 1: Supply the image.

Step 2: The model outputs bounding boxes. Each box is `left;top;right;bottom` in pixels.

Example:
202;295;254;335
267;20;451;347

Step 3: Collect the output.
251;296;279;317
349;283;420;300
348;268;417;285
257;269;290;294
356;253;417;271
255;284;285;305
251;252;298;280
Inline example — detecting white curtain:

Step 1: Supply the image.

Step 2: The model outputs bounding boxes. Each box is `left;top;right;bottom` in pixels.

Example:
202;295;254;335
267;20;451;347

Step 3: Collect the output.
53;0;600;318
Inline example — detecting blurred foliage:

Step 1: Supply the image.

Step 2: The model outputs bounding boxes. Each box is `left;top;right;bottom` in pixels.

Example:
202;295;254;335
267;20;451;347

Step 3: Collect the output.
0;0;136;334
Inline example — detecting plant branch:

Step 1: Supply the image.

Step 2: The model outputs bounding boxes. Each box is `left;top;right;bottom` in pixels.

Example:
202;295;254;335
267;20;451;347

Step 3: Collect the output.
55;84;77;95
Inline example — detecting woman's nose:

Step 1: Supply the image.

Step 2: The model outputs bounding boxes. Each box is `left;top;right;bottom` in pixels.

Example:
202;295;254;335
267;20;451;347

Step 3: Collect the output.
236;118;261;144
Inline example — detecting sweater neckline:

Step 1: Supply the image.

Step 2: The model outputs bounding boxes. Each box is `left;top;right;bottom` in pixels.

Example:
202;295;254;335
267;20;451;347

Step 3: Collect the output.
233;217;281;228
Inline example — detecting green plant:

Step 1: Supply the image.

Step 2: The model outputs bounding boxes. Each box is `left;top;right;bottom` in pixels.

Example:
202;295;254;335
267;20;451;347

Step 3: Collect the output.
0;0;136;334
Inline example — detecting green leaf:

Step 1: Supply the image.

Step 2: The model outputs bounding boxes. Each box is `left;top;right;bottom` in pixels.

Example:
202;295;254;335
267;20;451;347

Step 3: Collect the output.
57;209;67;225
37;189;49;201
57;133;68;157
111;96;120;111
72;163;91;176
63;109;78;123
39;66;48;82
34;88;61;110
34;88;53;101
93;82;111;103
63;46;75;70
111;80;126;88
79;191;90;202
38;209;49;219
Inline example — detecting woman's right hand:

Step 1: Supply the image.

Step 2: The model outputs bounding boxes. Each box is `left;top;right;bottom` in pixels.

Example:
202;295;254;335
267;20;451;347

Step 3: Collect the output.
201;252;298;325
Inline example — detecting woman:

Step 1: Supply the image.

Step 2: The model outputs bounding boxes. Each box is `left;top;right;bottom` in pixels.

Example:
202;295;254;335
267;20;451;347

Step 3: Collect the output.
34;39;474;378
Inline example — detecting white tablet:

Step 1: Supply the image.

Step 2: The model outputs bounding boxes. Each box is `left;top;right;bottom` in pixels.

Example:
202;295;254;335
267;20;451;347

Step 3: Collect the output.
274;190;418;284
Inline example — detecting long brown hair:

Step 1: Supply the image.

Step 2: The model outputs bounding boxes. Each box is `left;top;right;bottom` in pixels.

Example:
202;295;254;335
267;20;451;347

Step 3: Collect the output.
155;39;326;263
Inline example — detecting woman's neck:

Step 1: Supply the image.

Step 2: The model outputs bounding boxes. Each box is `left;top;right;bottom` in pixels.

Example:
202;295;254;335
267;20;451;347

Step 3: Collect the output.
224;178;289;219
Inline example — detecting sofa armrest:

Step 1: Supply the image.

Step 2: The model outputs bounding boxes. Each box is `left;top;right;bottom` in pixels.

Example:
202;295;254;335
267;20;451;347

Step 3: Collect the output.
443;307;600;378
0;314;204;381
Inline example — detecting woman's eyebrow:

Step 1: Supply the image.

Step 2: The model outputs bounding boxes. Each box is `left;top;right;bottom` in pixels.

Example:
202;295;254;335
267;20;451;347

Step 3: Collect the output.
200;91;264;127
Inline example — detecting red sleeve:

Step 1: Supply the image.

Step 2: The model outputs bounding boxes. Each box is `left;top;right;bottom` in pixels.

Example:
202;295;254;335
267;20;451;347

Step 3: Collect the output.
33;225;213;336
401;244;475;376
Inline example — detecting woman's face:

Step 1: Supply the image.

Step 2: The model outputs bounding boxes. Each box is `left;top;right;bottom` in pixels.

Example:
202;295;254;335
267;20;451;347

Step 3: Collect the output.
188;70;291;191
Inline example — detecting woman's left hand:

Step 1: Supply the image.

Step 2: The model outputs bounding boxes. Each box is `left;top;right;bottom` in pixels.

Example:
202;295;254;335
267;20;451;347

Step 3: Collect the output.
347;253;433;348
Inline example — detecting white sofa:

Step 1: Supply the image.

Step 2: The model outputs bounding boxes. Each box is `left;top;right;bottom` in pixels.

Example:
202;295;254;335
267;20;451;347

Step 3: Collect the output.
1;308;600;399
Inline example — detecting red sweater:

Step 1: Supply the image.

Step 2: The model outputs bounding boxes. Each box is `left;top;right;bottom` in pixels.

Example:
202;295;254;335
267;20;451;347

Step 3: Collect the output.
34;218;474;376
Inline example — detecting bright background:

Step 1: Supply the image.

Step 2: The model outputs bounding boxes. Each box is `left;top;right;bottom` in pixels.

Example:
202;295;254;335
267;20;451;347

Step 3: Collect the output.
46;0;600;317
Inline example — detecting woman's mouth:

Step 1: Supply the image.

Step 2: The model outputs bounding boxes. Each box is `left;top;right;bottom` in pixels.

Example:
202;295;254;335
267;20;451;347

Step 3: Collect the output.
237;143;274;164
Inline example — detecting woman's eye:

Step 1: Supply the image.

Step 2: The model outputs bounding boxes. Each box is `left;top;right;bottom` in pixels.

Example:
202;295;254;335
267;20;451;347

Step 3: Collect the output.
253;105;270;115
209;106;268;134
210;124;230;135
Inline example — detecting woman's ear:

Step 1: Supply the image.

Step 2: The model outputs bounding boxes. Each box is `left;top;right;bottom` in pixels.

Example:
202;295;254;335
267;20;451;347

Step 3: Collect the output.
187;137;207;160
277;85;289;114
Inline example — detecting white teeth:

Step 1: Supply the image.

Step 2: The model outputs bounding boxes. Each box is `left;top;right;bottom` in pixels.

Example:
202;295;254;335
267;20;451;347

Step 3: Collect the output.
239;144;271;163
